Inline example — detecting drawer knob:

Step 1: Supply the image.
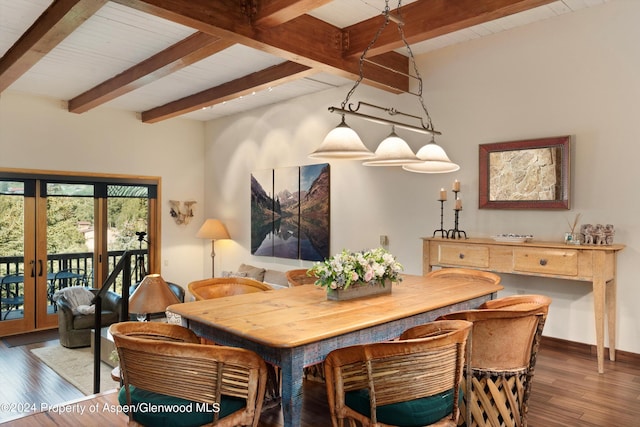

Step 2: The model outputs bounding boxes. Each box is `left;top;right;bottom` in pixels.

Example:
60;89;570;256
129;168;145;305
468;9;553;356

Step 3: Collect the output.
459;253;465;259
539;259;548;266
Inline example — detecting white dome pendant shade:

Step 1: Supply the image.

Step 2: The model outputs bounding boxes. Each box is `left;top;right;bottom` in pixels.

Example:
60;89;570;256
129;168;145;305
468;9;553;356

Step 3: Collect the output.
402;136;460;173
362;126;422;167
309;115;374;160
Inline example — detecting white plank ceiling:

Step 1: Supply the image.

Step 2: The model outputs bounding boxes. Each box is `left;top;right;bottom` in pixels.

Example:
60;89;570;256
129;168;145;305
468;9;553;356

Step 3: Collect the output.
0;0;610;122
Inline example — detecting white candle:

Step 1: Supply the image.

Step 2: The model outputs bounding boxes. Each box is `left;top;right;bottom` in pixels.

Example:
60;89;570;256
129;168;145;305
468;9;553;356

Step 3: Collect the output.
455;198;462;210
439;188;447;201
452;180;460;192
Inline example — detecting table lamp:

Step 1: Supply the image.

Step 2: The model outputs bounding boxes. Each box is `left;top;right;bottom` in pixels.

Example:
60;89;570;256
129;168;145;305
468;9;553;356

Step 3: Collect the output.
196;218;230;277
129;274;180;321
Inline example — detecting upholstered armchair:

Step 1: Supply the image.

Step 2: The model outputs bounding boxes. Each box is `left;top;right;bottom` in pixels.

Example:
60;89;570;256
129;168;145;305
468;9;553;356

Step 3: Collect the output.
55;287;122;348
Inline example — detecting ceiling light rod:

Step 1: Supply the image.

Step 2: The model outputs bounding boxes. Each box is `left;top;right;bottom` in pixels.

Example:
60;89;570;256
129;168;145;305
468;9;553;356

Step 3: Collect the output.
328;103;441;136
310;0;456;168
325;0;438;135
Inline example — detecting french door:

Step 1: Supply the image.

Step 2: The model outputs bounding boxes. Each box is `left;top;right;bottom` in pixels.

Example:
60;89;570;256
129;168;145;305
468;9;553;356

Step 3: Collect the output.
0;172;158;336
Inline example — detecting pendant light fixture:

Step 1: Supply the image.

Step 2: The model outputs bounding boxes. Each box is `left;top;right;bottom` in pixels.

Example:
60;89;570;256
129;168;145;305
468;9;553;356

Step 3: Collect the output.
308;115;373;160
310;0;459;172
362;126;421;166
402;135;460;173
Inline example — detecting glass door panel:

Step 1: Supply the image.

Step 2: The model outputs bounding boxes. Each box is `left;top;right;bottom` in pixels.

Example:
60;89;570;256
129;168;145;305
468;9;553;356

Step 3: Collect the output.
0;181;35;335
106;185;150;294
0;172;158;337
39;183;95;327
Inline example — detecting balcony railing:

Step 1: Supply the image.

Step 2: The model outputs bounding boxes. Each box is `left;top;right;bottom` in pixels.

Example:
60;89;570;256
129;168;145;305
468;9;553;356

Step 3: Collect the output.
1;250;147;285
0;250;147;319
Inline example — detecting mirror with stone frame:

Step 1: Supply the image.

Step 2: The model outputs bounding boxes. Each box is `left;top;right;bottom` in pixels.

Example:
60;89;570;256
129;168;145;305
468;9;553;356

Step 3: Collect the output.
479;136;571;209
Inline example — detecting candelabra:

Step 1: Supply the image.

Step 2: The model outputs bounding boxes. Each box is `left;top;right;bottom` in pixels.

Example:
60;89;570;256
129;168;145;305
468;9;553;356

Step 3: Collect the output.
432;199;447;238
447;190;467;239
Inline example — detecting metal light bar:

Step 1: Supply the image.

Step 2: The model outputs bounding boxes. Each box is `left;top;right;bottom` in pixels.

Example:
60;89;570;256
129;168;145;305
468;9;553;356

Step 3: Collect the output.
328;105;442;136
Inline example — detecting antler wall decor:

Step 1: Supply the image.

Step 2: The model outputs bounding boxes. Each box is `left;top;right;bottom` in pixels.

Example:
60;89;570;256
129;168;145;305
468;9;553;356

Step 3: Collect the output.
169;200;196;225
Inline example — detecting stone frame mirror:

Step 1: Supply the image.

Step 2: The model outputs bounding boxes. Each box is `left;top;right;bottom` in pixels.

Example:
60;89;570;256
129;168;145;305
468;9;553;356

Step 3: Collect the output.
479;135;571;209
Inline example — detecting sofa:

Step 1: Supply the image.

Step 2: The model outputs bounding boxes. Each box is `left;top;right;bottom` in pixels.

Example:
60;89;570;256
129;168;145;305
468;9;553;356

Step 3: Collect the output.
54;287;122;348
221;263;289;289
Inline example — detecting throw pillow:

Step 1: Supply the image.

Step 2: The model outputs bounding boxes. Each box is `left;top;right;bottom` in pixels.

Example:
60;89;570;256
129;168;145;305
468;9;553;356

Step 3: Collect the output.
221;271;248;278
263;270;288;287
237;263;266;282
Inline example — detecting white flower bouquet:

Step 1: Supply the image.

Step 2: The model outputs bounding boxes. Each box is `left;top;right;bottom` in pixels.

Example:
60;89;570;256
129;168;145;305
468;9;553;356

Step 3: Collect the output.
308;248;403;290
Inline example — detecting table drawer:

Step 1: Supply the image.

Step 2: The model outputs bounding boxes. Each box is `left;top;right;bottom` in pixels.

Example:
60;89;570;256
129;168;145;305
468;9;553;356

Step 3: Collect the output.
437;244;489;268
513;248;578;276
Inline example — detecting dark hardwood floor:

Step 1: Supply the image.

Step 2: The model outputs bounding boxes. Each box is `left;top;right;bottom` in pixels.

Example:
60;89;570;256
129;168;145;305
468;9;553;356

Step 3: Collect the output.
1;333;638;426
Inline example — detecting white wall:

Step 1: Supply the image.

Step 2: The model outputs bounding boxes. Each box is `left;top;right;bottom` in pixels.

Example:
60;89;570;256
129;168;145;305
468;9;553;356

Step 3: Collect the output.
204;0;639;354
0;92;207;288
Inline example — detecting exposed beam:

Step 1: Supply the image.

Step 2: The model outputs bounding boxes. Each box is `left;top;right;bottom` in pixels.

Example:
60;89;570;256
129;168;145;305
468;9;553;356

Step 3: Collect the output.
1;0;560;124
252;0;333;28
68;32;233;113
343;0;557;57
256;14;408;92
112;0;408;93
141;61;315;123
0;0;107;92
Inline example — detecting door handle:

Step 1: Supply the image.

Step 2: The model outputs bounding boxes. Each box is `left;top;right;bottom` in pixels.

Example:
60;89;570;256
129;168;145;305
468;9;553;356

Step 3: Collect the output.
38;260;43;276
30;260;35;277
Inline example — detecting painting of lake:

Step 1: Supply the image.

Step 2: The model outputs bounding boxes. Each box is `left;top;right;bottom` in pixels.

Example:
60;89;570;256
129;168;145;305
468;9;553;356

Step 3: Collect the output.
251;163;329;261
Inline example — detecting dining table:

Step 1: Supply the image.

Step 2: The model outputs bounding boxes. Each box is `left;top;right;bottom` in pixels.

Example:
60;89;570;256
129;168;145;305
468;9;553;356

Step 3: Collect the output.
168;272;503;427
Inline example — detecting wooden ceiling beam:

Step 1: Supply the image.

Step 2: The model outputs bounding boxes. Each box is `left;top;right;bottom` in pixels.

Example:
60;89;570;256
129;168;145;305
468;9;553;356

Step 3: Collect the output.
251;0;333;28
343;0;556;58
253;14;406;92
68;32;233;113
141;61;315;123
0;0;107;92
112;0;408;93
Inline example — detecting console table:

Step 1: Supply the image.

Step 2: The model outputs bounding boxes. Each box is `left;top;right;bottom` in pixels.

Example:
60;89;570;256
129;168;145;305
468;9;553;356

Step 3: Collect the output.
422;237;625;373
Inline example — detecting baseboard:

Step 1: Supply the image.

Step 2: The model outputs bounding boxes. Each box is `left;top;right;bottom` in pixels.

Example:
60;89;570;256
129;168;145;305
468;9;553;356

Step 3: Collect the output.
541;336;640;365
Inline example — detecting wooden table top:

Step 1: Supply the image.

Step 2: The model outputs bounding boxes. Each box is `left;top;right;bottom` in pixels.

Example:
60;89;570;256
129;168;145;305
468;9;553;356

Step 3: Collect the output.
168;273;503;348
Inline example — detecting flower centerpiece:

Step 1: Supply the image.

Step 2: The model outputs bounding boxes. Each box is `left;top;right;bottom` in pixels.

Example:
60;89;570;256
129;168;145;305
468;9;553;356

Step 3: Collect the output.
308;248;403;300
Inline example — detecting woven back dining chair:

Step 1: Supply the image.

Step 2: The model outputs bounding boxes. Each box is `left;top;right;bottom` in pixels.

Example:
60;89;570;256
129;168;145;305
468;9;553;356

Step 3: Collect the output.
188;277;273;301
325;319;472;427
110;321;268;427
285;268;318;286
186;276;281;402
435;295;551;427
426;267;502;286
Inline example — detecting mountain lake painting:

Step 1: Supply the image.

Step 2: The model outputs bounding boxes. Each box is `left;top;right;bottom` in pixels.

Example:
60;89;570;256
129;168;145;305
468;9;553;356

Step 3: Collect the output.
251;163;329;261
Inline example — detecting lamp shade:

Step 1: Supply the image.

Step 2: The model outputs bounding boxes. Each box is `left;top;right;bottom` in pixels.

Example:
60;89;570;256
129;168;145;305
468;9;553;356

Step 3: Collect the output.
196;219;230;240
129;274;180;314
309;116;374;160
402;138;460;173
362;128;421;166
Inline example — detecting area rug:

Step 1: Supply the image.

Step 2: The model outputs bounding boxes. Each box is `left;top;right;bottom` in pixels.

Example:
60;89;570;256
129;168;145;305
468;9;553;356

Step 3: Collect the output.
30;345;116;395
2;329;59;347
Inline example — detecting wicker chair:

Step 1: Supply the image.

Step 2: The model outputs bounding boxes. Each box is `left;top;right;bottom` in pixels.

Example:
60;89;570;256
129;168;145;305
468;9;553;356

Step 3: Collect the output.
110;321;268;427
325;319;472;427
285;268;317;286
188;277;273;301
435;295;551;427
426;267;502;286
187;276;281;402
